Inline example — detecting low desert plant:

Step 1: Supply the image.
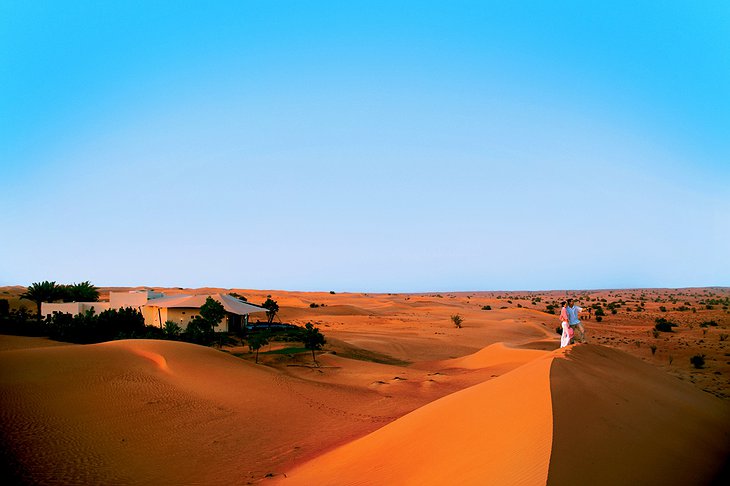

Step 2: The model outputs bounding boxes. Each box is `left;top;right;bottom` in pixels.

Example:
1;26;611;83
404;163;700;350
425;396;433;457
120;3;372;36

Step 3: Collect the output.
654;318;676;333
652;329;660;338
668;355;674;366
451;314;464;328
649;344;657;355
720;334;729;342
595;316;603;322
482;305;491;311
690;354;705;369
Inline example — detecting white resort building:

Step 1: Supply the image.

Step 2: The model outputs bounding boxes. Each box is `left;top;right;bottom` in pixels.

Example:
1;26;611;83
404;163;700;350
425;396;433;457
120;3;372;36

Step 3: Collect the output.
41;290;267;333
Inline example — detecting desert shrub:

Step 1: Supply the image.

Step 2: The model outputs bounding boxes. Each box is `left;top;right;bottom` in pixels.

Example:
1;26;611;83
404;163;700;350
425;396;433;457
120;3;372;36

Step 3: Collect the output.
555;326;563;335
184;317;213;344
451;314;464;328
659;306;667;312
690;354;705;369
668;355;674;366
143;325;165;339
652;329;660;338
0;306;45;336
482;305;491;310
517;303;522;308
719;334;728;342
649;344;657;355
699;320;718;328
330;291;336;294
98;307;146;340
595;316;603;322
309;303;320;308
654;318;676;333
545;304;556;314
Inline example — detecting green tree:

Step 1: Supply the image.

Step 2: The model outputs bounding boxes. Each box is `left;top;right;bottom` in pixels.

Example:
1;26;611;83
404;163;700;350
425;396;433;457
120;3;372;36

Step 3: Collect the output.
62;281;99;302
302;322;326;365
185;297;226;345
21;281;63;319
200;296;226;328
262;298;279;324
248;332;270;364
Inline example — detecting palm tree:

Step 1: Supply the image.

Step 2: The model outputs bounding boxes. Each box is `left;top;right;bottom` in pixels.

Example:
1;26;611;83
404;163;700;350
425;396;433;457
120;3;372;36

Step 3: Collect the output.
21;281;62;319
62;281;99;302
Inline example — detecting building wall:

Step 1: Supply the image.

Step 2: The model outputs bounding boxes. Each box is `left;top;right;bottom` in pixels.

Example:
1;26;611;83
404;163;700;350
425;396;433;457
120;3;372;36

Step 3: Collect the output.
110;291;164;309
41;302;111;317
142;306;168;328
166;308;200;330
165;308;232;332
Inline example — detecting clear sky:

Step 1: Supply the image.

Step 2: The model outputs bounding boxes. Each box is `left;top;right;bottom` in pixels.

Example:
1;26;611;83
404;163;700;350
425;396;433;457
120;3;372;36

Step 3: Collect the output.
1;1;728;292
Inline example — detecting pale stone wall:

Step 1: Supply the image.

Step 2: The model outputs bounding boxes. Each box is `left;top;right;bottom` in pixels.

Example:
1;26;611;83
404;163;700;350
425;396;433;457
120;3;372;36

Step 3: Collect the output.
41;302;111;317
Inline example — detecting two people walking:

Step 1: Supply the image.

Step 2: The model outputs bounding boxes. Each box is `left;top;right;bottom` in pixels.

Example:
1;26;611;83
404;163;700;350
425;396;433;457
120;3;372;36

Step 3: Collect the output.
560;298;586;348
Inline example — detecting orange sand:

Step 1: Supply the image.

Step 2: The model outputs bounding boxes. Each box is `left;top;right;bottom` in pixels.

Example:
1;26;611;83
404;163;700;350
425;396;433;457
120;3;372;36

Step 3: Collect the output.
277;353;554;486
1;286;729;484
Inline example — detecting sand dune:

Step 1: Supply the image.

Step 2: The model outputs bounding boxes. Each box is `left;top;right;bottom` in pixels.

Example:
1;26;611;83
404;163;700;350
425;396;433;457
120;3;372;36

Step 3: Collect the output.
0;339;425;484
433;342;548;370
277;353;555;486
548;345;730;486
1;284;729;485
278;345;730;485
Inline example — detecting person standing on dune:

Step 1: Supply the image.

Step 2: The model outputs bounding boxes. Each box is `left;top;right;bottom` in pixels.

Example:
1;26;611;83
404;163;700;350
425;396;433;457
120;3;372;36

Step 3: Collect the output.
559;301;573;348
566;299;586;343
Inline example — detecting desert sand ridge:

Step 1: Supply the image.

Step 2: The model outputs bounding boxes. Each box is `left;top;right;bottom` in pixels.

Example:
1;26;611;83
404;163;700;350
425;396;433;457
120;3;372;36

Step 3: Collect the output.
278;344;730;485
0;338;431;484
548;345;730;486
1;313;729;485
276;351;555;486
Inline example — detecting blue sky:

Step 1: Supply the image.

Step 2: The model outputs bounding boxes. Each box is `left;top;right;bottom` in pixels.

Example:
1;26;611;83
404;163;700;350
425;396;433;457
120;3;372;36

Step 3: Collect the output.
1;1;728;292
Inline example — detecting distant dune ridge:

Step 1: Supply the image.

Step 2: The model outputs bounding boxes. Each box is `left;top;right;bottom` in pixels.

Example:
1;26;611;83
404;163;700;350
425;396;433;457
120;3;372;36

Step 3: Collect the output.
1;335;728;485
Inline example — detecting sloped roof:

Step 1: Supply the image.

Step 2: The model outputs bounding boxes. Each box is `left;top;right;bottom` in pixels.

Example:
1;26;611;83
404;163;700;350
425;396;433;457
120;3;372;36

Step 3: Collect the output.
144;293;268;315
